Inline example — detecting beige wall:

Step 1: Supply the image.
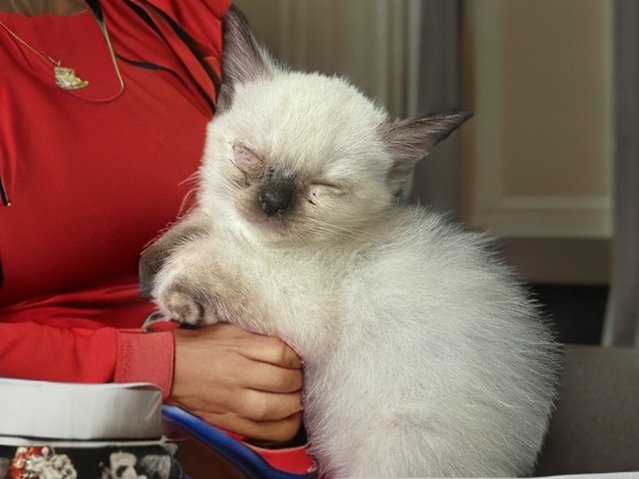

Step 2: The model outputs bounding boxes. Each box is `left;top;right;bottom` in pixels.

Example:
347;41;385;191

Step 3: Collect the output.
463;0;613;239
233;0;408;118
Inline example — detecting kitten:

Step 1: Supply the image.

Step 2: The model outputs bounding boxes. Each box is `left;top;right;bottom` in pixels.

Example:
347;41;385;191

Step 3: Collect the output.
140;7;560;478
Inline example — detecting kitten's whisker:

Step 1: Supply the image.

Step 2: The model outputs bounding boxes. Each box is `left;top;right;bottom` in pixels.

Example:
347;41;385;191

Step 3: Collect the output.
178;187;200;215
296;214;386;245
178;170;201;187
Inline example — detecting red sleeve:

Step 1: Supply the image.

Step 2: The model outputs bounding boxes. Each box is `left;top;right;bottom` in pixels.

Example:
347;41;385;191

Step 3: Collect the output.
0;321;175;400
114;328;175;399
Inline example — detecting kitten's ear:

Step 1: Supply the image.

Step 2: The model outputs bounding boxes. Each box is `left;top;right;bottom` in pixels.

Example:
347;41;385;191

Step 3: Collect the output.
216;6;272;113
381;110;472;189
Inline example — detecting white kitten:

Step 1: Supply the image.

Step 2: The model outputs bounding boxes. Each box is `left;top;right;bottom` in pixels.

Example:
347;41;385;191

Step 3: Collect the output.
141;7;560;477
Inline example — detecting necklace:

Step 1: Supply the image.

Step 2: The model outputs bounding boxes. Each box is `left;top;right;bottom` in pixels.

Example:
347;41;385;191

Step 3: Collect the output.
0;6;124;99
0;19;89;90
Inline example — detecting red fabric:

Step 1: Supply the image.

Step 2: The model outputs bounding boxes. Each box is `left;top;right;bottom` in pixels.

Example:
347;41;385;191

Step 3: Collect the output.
0;0;229;397
206;426;318;475
115;328;175;396
245;442;318;475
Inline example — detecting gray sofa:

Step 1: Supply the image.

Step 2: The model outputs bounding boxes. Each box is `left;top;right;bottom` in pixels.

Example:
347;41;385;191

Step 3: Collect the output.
535;344;639;475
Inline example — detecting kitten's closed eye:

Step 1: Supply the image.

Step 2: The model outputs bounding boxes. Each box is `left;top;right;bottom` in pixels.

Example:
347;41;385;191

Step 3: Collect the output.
231;143;264;177
308;181;349;196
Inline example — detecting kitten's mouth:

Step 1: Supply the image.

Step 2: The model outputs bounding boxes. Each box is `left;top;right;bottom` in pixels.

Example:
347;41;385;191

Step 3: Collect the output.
254;214;287;232
239;207;288;234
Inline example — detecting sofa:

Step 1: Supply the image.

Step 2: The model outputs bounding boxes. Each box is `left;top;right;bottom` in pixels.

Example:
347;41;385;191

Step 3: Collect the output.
535;344;639;475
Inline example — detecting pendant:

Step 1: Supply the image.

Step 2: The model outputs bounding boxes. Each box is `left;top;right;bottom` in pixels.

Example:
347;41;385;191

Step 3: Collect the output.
54;65;89;90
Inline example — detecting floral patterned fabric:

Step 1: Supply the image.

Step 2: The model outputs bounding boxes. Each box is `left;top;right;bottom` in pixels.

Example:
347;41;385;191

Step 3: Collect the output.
0;444;184;479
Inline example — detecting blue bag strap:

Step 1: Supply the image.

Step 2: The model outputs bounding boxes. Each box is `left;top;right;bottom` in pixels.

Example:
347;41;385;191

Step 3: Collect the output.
162;406;316;479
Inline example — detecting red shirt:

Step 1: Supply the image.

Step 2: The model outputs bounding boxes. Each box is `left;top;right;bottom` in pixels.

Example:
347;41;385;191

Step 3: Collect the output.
0;0;229;397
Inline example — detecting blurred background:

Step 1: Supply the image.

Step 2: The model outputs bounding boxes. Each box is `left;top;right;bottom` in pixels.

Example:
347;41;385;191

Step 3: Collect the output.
234;0;638;349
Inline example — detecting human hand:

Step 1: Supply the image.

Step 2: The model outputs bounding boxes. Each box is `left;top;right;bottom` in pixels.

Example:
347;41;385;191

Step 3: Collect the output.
170;323;304;442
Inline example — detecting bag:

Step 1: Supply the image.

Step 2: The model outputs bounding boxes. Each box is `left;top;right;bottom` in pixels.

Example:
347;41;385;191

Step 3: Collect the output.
0;378;181;478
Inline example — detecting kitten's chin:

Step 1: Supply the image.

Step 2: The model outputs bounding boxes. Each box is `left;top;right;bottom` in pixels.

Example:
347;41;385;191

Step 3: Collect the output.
239;209;289;239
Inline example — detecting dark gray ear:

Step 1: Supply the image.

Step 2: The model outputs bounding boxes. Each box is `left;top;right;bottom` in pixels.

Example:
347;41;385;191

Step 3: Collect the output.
381;110;472;187
216;6;272;113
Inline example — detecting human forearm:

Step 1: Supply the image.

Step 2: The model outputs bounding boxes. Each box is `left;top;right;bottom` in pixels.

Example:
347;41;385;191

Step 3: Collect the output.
0;320;174;399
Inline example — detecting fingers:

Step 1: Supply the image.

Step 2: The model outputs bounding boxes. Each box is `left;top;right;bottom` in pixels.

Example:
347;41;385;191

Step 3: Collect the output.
196;411;303;443
236;335;302;369
239;360;303;393
201;323;303;369
171;388;302;439
234;389;303;422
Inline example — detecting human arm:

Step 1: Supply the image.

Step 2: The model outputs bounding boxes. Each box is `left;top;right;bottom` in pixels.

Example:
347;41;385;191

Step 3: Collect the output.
0;318;174;397
0;317;303;442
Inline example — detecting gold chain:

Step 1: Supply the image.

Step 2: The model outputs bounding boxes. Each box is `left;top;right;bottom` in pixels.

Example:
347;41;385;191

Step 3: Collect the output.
0;9;125;100
90;10;125;101
0;20;59;66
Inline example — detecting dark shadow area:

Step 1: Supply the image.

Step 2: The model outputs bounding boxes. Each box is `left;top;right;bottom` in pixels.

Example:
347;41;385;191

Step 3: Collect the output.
530;284;608;345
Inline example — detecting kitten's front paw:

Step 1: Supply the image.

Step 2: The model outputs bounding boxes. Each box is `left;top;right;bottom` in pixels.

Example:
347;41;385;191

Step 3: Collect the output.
164;289;204;325
157;283;216;326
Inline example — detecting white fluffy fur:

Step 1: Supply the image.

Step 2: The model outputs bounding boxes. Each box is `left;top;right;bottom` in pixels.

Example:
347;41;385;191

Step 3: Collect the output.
147;9;560;477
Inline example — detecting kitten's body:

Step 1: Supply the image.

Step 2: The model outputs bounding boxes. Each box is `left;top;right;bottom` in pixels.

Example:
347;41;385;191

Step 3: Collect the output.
142;8;559;477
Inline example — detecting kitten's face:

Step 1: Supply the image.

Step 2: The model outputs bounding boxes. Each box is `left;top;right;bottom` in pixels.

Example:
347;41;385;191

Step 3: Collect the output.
196;6;469;244
199;73;395;243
